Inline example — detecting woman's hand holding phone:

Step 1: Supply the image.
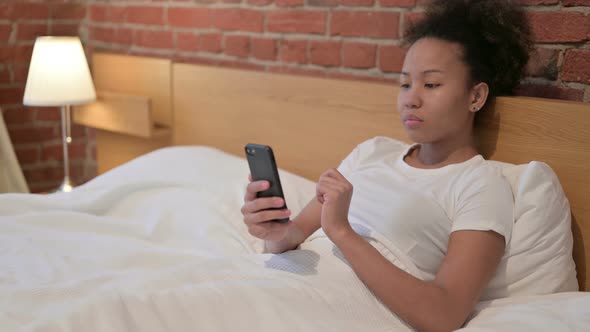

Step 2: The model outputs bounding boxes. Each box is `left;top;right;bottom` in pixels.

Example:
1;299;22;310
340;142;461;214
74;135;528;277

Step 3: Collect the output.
240;174;293;242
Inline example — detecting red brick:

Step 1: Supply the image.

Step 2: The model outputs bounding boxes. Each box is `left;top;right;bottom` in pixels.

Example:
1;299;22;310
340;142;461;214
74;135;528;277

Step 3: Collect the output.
134;30;173;49
251;37;277;60
563;0;590;5
109;6;129;24
16;23;49;42
309;40;341;67
23;166;65;183
224;35;250;58
0;45;33;63
0;23;12;42
70;124;88;139
331;11;399;39
114;28;133;45
0;66;9;84
379;0;416;7
248;0;274;5
35;107;61;121
0;3;11;19
341;0;375;6
517;0;559;4
516;84;585;102
267;10;327;34
12;63;30;84
176;32;199;52
2;107;35;125
0;87;24;104
222;0;242;3
308;0;339;7
127;6;164;25
15;147;39;164
13;3;49;20
89;4;107;22
276;0;305;6
378;45;406;72
528;12;590;43
168;7;211;28
561;49;590;84
8;126;58;145
342;42;376;69
42;142;86;161
213;9;263;32
526;47;559;79
50;3;86;20
51;23;79;36
279;39;307;64
14;45;33;63
89;27;114;43
200;33;222;53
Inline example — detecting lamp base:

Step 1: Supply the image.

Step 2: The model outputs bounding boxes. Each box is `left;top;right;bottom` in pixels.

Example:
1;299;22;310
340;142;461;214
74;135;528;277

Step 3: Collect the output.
55;176;75;193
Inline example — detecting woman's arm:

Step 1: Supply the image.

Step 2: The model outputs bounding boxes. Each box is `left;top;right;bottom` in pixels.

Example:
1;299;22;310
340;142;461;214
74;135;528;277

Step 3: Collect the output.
316;168;505;332
264;198;322;253
330;229;504;332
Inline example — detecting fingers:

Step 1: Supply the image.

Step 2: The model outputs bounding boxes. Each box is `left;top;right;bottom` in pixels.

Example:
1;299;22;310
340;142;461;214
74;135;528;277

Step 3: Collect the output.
243;208;291;225
244;179;270;202
321;168;347;181
316;168;353;203
241;196;285;215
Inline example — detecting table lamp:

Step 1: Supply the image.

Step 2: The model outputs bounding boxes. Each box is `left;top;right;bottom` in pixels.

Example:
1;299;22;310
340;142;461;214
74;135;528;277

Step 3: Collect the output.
23;36;96;192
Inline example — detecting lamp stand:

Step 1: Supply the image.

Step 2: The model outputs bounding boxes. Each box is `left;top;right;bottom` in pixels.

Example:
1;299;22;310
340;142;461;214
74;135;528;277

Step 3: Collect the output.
56;104;74;192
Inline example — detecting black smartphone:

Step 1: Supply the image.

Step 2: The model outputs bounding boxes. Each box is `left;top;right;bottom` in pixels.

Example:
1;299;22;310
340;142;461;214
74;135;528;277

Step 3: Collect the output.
244;143;289;223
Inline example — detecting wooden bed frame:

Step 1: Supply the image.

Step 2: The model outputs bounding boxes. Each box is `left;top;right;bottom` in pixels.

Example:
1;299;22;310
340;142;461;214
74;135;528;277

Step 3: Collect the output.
75;53;590;291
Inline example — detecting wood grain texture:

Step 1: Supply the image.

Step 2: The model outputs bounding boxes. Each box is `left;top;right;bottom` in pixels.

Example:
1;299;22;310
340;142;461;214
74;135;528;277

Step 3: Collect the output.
91;53;172;127
73;91;154;138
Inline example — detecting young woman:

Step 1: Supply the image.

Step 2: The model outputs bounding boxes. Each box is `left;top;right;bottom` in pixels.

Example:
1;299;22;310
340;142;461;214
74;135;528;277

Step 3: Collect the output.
241;1;533;331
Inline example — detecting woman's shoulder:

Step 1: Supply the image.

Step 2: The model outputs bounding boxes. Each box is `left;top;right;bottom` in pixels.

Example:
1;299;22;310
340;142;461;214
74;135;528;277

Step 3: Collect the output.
458;158;514;197
355;136;410;159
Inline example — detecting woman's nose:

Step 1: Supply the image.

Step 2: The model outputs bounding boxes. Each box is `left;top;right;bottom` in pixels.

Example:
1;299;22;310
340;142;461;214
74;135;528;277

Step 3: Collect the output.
403;86;421;109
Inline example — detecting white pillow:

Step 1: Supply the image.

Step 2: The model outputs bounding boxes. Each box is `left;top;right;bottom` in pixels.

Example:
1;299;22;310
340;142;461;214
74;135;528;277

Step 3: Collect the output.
483;161;579;300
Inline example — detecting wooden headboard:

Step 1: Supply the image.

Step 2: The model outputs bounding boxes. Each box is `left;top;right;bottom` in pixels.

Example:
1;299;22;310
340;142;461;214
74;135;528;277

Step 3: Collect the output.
77;53;590;291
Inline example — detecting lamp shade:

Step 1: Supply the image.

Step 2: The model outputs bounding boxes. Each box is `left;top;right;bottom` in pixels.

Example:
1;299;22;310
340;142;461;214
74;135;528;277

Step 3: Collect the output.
23;36;96;106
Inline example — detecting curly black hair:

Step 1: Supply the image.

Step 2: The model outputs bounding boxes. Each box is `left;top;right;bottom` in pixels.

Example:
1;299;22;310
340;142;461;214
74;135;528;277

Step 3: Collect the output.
403;0;533;99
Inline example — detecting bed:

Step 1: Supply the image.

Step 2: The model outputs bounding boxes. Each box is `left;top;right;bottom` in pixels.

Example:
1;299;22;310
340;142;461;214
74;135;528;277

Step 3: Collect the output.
1;53;589;331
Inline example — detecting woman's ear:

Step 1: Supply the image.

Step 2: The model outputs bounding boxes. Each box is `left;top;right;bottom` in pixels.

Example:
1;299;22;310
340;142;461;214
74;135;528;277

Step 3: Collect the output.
470;82;489;113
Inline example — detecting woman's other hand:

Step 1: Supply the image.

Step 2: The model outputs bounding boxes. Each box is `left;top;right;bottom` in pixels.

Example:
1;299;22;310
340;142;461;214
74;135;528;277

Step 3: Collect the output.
316;168;354;239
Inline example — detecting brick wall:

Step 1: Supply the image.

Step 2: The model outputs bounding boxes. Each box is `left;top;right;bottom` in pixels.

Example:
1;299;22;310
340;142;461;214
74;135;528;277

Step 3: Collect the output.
84;0;590;100
0;1;95;193
1;0;589;192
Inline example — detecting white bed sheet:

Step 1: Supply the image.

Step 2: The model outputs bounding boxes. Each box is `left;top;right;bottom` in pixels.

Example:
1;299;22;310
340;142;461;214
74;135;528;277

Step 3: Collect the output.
0;146;588;332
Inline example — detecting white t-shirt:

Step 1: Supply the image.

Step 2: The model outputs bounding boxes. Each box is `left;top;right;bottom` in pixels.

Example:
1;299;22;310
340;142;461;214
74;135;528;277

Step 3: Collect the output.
337;136;514;282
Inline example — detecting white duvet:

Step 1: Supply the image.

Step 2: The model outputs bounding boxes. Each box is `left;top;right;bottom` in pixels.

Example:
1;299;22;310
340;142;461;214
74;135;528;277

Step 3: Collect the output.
0;146;589;332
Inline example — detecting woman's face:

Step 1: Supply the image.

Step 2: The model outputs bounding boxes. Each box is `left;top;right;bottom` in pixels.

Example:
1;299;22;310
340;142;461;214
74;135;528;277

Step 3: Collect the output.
397;37;477;145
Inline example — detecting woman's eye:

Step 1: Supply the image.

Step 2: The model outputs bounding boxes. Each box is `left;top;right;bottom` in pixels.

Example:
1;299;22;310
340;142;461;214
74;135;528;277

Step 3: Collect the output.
425;83;440;89
400;83;410;89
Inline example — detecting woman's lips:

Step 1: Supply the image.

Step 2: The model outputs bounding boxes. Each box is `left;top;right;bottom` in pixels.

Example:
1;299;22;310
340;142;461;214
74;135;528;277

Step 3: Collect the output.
403;115;423;128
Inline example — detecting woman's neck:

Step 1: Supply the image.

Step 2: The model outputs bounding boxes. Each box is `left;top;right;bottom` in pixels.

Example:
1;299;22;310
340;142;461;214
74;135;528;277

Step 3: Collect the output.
406;136;479;169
